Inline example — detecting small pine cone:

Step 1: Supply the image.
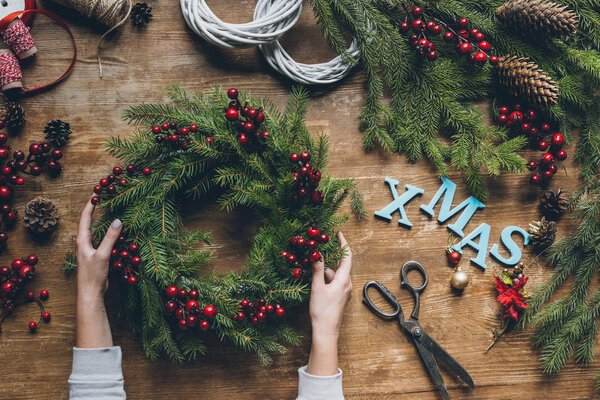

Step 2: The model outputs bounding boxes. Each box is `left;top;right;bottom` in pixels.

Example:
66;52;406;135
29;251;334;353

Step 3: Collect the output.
131;3;152;26
496;55;559;109
3;102;25;131
540;188;569;220
528;217;557;251
44;119;72;147
23;197;59;234
496;0;578;38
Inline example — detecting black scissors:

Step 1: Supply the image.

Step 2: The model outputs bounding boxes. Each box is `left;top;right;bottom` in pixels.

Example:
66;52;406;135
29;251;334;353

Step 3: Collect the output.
362;261;474;399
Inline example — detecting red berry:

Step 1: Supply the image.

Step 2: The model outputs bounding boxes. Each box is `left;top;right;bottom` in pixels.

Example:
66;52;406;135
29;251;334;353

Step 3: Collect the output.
530;174;542;185
319;233;329;243
307;239;318;249
552;133;564;146
307;226;320;239
498;114;508;123
120;250;129;259
131;256;142;266
179;127;189;135
309;251;321;263
186;315;197;327
164;301;177;314
411;6;422;17
188;289;199;299
225;108;239;121
427;50;438;61
293;268;302;279
236;312;246;321
186;300;199;312
280;250;289;258
178;289;188;298
540;153;554;164
300;151;311;162
458;18;469;27
509;111;523;121
170;134;179;142
19;265;34;279
541;123;551;132
0;266;9;276
40;312;51;322
527;160;538;171
11;258;22;270
543;169;554;180
459;42;472;54
556;149;567;160
240;299;249;308
276;307;285;317
242;122;255;132
152;126;161;134
205;137;213;144
499;106;509;114
266;304;275;313
526;110;537;121
473;51;487;62
143;167;152;176
260;130;270;139
40;289;49;300
489;55;499;65
175;308;185;319
29;143;42;155
257;312;266;322
530;127;539;135
296;237;306;248
286;253;297;263
177;319;188;330
475;32;485;41
166;285;178;297
28;321;37;332
227;88;239;99
469;28;479;37
538;140;549;151
400;21;409;32
412;19;424;32
290;153;300;163
199;320;210;331
443;31;455;41
1;281;14;294
203;305;217;319
119;179;128;186
521;122;531;132
128;276;137;285
548;164;558;174
113;261;123;270
91;196;100;205
160;123;169;131
431;25;442;35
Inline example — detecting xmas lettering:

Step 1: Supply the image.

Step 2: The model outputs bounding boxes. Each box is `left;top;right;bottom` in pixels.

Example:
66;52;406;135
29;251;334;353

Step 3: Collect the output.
375;177;529;269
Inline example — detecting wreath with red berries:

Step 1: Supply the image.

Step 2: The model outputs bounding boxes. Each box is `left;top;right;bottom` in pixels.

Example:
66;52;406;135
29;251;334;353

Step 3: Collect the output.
65;86;361;364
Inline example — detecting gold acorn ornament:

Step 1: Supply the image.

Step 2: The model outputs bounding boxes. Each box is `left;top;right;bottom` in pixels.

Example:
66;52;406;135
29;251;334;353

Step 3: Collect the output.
451;266;470;290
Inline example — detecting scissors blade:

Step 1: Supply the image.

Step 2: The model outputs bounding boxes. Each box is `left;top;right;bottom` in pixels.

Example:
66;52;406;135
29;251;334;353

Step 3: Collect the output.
417;331;475;389
413;337;450;400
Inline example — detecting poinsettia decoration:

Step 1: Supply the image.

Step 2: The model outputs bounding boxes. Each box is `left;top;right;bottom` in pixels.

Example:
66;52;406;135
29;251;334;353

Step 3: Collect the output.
486;262;529;351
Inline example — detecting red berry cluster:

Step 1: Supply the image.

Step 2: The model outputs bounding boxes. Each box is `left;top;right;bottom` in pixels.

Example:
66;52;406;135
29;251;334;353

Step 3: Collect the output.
163;285;216;331
281;225;329;279
91;164;151;206
400;7;497;66
0;254;51;333
151;122;198;150
110;238;141;285
400;6;442;60
290;151;324;205
233;298;285;325
496;105;568;184
224;88;269;145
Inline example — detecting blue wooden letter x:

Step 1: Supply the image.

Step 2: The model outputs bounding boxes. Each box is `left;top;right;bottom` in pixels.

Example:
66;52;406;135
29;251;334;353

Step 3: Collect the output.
374;178;424;228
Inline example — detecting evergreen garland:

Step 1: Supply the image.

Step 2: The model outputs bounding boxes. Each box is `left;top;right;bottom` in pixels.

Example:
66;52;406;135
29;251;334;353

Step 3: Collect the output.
64;86;360;365
308;0;600;200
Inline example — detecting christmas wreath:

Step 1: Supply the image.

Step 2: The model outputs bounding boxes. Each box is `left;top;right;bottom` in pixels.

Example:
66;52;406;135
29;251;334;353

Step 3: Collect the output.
64;86;363;364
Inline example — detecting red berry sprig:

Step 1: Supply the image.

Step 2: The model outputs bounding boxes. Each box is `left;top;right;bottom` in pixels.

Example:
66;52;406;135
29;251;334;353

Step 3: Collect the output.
0;254;51;333
163;285;216;331
281;225;330;279
109;236;141;285
496;104;567;184
234;298;284;325
91;164;152;206
223;88;269;146
400;6;441;61
289;151;324;206
399;7;497;66
151;121;199;150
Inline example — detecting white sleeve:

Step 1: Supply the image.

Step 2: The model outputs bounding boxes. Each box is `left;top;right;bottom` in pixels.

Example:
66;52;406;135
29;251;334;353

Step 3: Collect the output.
297;365;344;400
68;346;126;400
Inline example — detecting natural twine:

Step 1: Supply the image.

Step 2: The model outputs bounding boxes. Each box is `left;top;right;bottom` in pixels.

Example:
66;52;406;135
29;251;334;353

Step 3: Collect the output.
50;0;132;77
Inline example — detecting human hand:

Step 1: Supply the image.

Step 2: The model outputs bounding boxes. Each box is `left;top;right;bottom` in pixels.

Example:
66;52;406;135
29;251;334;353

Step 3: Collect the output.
76;197;122;300
307;231;352;376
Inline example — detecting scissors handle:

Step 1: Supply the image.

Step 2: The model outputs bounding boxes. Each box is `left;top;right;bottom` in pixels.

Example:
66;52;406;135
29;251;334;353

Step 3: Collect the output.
400;261;428;320
362;281;403;320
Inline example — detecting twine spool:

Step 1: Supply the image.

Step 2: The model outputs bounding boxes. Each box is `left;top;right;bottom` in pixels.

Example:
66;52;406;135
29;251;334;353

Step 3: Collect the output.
49;0;132;77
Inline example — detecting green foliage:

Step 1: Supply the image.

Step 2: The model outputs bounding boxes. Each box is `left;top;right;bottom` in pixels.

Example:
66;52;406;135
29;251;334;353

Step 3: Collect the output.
63;86;358;364
309;0;600;200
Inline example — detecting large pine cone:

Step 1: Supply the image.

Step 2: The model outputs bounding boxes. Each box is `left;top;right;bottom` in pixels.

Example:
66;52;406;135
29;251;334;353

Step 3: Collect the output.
23;197;59;234
496;0;578;38
528;217;557;251
131;2;152;26
540;188;569;220
496;55;559;109
44;119;72;148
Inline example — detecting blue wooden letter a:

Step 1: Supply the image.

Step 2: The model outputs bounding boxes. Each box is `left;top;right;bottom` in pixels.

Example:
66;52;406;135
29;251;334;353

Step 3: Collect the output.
374;178;424;228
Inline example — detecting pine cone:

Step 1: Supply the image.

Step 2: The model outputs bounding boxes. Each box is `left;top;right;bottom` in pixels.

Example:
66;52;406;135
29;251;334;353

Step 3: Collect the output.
131;3;152;26
528;217;557;251
23;197;59;234
540;188;569;220
496;55;559;109
2;102;25;131
44;119;72;147
496;0;578;38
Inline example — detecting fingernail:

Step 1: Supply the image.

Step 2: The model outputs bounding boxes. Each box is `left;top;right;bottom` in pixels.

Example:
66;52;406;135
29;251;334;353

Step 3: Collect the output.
111;219;122;230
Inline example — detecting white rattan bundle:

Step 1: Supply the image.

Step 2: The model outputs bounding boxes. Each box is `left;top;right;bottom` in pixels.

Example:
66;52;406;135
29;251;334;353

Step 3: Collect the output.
179;0;359;84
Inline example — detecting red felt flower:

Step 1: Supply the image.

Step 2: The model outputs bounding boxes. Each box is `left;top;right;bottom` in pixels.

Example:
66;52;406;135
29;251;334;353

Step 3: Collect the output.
494;276;528;321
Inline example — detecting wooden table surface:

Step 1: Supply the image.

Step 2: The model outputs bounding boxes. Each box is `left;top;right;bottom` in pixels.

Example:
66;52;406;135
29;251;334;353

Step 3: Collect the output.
0;1;597;399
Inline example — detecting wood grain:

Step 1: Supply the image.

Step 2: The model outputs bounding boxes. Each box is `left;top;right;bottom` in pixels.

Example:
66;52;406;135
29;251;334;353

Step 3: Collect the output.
0;0;597;399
